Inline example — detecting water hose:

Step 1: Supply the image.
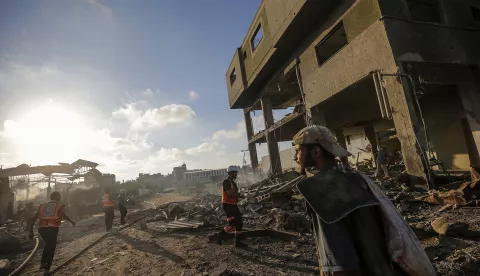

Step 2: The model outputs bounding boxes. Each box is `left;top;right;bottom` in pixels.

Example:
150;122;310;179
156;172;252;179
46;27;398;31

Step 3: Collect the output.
8;237;40;276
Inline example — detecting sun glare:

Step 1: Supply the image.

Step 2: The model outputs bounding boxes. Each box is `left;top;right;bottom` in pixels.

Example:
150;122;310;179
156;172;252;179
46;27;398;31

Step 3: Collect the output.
7;103;90;165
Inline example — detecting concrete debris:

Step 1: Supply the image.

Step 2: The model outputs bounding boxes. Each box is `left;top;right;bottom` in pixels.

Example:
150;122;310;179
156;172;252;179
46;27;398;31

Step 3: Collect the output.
419;190;467;206
145;214;167;223
168;204;186;218
0;234;21;254
431;217;469;237
210;263;229;276
0;259;10;269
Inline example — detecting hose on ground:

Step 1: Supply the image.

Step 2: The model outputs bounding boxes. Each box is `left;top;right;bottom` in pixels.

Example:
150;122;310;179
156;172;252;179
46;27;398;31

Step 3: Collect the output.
8;237;40;276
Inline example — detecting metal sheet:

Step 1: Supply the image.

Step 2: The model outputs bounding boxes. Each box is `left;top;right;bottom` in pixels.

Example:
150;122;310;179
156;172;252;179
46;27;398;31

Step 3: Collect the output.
148;219;204;230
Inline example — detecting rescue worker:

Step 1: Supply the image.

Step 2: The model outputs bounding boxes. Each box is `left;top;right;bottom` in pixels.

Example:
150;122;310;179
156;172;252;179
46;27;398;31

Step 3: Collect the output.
118;189;127;225
216;165;246;247
293;125;406;275
102;188;115;231
28;191;75;275
24;202;35;231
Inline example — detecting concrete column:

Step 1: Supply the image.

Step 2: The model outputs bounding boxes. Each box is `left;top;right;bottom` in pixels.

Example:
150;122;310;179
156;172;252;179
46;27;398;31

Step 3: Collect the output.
47;174;52;199
261;97;282;175
458;84;480;168
244;109;259;178
382;75;427;184
364;124;378;154
335;129;347;149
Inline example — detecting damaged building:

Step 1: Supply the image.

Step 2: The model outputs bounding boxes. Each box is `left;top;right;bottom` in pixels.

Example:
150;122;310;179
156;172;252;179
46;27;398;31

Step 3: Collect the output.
226;0;480;185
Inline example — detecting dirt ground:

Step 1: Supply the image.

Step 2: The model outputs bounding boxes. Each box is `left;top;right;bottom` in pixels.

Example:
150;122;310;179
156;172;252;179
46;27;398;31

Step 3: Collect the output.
48;228;318;276
15;190;319;276
16;192;195;276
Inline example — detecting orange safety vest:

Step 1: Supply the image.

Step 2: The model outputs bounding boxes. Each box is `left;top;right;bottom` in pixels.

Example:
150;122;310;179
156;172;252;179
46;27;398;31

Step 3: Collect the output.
222;178;238;205
102;193;113;207
39;201;63;228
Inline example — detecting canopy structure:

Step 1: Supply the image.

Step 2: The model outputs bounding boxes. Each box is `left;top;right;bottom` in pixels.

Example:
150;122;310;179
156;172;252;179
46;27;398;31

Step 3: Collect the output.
0;159;103;201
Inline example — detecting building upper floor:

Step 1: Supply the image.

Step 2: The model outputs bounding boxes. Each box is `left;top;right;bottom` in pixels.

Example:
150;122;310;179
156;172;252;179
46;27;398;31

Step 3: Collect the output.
226;0;480;110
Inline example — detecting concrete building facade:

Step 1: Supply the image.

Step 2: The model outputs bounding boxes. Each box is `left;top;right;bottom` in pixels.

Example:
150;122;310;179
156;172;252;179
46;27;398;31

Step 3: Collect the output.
261;147;298;174
185;168;228;181
226;0;480;185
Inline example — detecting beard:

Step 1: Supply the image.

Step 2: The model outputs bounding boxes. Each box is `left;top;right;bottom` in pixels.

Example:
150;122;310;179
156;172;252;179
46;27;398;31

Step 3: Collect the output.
299;152;316;175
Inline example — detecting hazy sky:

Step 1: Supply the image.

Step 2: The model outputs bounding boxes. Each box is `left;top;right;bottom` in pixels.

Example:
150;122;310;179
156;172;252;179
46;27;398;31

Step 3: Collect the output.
0;0;294;180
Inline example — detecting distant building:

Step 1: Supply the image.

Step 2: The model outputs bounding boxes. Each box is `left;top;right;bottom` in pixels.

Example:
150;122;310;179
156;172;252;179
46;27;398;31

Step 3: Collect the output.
184;168;228;184
138;173;169;188
102;174;116;189
172;163;187;188
82;173;115;190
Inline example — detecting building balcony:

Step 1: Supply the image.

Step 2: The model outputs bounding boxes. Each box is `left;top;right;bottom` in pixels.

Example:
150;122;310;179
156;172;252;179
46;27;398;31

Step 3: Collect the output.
249;111;307;144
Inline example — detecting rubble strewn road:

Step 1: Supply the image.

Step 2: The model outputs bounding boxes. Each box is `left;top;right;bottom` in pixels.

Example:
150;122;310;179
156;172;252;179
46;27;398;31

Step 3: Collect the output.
7;192;193;276
3;173;480;276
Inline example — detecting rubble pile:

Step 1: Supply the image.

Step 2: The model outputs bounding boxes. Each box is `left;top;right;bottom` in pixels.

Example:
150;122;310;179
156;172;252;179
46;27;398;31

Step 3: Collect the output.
0;223;36;274
217;166;480;275
183;171;310;231
369;168;480;276
120;167;480;275
144;170;310;232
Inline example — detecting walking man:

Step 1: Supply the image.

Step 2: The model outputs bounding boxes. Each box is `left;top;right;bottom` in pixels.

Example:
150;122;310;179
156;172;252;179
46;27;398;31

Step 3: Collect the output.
216;165;246;247
118;189;127;225
102;188;115;231
29;191;75;275
293;125;406;275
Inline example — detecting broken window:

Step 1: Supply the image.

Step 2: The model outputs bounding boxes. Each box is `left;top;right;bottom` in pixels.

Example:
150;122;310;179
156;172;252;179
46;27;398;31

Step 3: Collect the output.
230;68;237;85
472;6;480;21
315;22;348;67
346;135;351;145
406;0;442;24
251;24;263;52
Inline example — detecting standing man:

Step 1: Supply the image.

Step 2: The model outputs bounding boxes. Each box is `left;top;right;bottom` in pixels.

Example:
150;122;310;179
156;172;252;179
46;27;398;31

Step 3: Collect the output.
293;125;405;275
29;191;75;275
102;188;115;231
216;165;246;247
24;202;35;231
118;189;127;225
374;146;389;178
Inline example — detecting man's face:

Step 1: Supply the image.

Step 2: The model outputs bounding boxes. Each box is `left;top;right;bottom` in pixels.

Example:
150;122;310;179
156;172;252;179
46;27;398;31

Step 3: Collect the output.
230;172;238;179
294;144;317;174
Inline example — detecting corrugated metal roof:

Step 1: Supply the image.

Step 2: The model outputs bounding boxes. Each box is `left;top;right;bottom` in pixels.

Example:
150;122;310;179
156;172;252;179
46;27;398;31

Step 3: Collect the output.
147;219;204;230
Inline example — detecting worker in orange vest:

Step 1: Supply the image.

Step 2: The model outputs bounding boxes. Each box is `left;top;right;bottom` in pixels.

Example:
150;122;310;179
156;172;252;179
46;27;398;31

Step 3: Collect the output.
29;191;75;275
216;165;246;247
103;188;115;231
